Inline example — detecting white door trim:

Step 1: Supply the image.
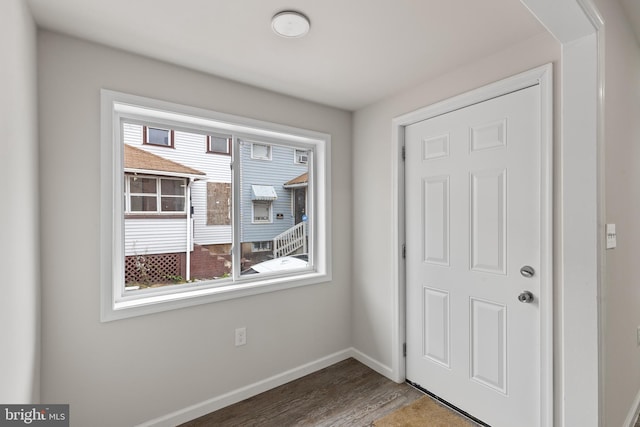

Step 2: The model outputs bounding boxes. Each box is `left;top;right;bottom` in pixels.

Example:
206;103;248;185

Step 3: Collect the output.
392;63;553;425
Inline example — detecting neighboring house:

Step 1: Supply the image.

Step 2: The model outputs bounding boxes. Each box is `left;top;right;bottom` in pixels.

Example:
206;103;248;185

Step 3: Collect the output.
238;140;309;266
122;123;233;285
121;124;310;283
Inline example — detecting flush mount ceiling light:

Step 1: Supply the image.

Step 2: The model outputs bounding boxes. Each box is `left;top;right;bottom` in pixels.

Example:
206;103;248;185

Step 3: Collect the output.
271;10;310;38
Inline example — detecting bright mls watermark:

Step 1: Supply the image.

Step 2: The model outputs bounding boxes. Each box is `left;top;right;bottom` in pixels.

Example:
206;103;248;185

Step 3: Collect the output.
0;405;68;426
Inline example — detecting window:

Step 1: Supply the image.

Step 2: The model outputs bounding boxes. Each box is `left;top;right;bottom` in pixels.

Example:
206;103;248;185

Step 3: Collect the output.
125;175;186;213
101;90;331;321
252;201;272;223
207;134;231;155
144;126;174;147
251;143;271;160
252;241;273;252
295;149;309;164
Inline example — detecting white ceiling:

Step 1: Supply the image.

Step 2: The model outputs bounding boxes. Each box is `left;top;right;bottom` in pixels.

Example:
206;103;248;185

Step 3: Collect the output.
26;0;548;111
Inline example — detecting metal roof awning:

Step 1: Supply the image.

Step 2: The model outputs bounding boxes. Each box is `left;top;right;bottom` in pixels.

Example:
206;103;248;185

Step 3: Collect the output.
251;185;278;201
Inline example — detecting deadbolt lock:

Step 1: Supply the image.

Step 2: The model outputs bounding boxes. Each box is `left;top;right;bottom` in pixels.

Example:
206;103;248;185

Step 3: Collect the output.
520;265;535;278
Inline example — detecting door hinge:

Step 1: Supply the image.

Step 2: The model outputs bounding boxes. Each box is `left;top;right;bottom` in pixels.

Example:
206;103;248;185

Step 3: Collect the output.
403;343;407;357
402;244;406;259
402;146;406;161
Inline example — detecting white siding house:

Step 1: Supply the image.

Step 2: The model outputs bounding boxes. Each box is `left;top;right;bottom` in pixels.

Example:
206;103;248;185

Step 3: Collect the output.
122;123;232;257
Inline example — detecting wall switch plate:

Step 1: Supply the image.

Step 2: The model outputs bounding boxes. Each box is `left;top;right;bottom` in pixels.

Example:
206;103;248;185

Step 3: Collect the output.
606;224;617;249
235;327;247;346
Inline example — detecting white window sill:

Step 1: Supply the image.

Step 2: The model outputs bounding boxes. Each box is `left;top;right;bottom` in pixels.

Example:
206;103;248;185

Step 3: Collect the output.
102;270;330;322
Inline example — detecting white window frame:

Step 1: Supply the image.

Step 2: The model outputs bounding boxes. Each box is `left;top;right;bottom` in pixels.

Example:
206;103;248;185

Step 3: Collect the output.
251;143;272;160
125;175;187;214
100;90;331;321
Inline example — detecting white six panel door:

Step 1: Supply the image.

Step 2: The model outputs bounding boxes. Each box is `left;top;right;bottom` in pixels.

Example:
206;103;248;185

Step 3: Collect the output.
405;85;541;427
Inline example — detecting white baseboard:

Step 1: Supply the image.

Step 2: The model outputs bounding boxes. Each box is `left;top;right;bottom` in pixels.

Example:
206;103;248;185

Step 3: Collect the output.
137;348;397;427
137;348;354;427
624;387;640;427
350;347;395;381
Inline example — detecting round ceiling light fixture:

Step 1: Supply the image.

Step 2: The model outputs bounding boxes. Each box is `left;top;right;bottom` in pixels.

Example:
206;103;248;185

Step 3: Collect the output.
271;10;310;38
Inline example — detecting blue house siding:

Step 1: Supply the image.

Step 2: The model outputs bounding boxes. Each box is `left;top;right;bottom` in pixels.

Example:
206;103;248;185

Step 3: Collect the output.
239;139;308;244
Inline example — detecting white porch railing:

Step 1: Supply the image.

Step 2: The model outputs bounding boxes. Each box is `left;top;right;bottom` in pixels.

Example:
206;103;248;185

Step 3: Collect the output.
273;221;307;258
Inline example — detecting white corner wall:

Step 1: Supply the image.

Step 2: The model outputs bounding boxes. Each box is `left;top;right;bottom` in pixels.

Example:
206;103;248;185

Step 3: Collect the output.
595;0;640;425
0;0;40;404
38;31;353;426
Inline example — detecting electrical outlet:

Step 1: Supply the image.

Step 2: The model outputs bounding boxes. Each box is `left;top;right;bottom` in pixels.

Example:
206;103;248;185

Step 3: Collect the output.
235;327;247;346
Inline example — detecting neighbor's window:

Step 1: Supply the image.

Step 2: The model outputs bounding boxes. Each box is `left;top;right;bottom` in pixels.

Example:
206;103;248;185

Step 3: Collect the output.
252;241;273;252
144;126;174;147
251;143;271;160
295;149;309;164
252;201;272;223
101;90;331;321
207;134;231;155
125;175;186;213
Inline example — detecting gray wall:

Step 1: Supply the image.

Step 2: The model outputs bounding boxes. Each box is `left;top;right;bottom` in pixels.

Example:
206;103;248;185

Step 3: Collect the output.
38;31;352;426
0;0;40;404
596;0;640;425
351;31;560;372
19;1;640;425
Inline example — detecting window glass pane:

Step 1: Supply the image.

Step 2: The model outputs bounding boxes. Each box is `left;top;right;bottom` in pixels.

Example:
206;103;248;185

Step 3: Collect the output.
209;136;230;154
147;127;170;146
130;177;156;194
130;196;157;212
118;118;318;295
161;179;185;196
122;121;233;290
240;140;310;276
161;197;185;212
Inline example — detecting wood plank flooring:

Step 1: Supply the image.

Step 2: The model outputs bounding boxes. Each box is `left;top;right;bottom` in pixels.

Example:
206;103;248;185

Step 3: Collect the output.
179;358;424;427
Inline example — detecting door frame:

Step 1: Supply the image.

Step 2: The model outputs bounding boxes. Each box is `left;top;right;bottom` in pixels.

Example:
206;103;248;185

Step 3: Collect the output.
394;64;553;424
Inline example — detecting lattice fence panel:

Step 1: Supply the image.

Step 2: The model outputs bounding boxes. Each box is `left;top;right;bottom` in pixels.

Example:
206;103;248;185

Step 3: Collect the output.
125;253;181;285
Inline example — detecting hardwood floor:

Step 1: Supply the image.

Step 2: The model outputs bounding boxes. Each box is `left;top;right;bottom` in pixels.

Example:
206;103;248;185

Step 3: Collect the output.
179;358;424;427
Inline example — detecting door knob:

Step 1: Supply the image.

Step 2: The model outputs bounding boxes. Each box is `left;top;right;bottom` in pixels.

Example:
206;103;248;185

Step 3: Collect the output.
520;265;535;278
518;291;534;303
